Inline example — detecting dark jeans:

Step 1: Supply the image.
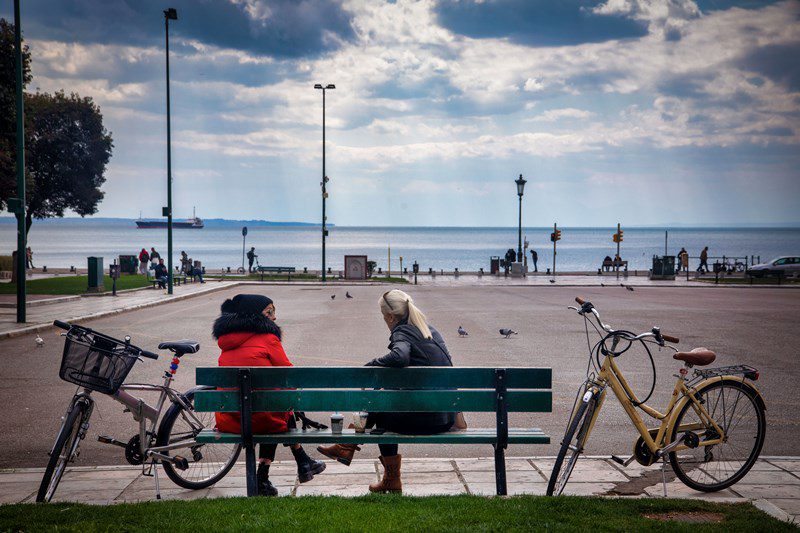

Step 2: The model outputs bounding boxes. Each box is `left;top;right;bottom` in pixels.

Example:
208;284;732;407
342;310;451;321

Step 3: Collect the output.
698;260;709;273
367;412;454;458
157;276;168;289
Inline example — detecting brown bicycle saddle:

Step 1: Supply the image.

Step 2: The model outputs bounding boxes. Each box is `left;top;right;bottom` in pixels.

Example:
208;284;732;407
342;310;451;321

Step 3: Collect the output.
673;347;716;366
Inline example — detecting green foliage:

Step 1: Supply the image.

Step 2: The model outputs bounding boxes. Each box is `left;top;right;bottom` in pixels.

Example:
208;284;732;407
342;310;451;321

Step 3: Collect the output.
0;495;792;532
0;274;150;295
0;19;113;230
0;18;32;209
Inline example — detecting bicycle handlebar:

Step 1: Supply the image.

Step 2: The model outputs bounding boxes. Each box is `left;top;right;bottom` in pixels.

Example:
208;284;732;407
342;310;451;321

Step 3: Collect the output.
661;334;680;344
52;320;159;359
571;299;679;346
575;296;585;305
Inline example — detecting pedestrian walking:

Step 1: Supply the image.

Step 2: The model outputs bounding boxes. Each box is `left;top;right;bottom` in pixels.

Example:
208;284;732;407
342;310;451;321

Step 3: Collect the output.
677;248;688;272
698;246;709;274
149;247;160;269
25;246;34;269
247;247;257;273
530;249;538;272
138;248;150;275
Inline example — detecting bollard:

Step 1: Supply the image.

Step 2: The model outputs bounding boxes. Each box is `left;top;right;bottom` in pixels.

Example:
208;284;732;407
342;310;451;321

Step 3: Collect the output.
303;267;308;274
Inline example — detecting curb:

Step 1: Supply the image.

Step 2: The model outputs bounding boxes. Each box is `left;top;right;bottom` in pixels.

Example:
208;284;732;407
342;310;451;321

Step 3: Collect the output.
0;282;236;340
753;499;795;524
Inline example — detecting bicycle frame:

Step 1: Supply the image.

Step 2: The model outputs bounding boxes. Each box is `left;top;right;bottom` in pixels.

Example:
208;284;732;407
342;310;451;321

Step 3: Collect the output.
582;351;765;459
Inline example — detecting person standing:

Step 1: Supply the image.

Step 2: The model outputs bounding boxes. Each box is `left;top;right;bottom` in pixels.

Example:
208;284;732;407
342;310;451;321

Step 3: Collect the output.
149;247;161;269
677;248;688;272
698;246;709;274
530;249;538;272
138;248;150;275
25;247;34;269
247;247;257;273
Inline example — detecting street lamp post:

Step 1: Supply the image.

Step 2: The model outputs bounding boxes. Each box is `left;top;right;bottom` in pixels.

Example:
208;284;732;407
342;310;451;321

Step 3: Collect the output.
515;174;527;262
314;83;335;282
164;7;177;294
13;0;26;322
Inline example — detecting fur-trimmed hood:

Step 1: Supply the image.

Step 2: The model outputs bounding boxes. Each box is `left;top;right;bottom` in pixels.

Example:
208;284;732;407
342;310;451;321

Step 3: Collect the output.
212;312;282;341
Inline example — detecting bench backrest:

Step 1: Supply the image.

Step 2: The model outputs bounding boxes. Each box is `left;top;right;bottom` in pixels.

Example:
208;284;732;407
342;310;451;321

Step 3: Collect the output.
194;367;551;414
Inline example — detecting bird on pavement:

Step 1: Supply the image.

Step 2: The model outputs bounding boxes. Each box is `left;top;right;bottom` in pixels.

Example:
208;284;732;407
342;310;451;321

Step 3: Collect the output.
499;328;518;338
600;283;606;287
626;285;635;291
346;292;353;299
35;334;45;347
331;294;336;300
458;326;468;337
549;279;555;284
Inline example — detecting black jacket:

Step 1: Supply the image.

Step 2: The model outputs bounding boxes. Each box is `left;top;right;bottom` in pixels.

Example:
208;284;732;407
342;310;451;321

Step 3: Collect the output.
365;321;455;433
154;264;168;278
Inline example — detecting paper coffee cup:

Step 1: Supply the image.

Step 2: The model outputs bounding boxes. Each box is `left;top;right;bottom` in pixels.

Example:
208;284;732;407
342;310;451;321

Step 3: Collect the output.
330;413;344;434
353;412;369;433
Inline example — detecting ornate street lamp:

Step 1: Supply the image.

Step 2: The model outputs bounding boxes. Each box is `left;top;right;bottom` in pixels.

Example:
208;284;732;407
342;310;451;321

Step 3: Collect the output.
515;174;527;262
314;83;335;281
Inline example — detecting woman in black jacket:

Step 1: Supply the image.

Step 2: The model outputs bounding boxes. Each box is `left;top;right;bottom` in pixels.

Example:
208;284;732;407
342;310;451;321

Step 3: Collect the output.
317;289;454;493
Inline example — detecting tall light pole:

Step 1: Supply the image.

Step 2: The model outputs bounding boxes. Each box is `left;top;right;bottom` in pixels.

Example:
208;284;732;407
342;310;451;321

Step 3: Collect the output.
515;174;527;262
13;0;26;322
314;83;335;282
164;7;177;294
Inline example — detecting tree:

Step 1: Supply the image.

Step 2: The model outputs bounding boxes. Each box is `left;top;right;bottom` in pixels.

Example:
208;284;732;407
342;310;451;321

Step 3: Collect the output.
0;19;113;230
23;91;113;232
0;18;31;209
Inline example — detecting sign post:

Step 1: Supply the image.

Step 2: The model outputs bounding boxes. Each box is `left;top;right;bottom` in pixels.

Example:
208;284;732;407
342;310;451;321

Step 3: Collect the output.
550;223;561;279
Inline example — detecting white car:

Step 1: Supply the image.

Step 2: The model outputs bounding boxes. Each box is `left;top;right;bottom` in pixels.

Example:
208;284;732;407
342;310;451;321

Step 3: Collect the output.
747;256;800;277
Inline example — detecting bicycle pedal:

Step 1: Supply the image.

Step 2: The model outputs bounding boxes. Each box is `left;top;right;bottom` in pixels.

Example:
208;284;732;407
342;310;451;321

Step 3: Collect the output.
172;455;189;471
98;435;127;448
611;454;635;467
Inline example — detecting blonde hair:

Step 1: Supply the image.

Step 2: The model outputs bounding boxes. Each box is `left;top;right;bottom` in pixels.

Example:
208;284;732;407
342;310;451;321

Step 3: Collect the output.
379;289;432;339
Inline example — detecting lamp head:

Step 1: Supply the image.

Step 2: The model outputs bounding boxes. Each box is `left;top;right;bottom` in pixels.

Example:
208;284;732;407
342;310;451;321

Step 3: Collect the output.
314;84;323;89
164;8;178;20
326;84;336;89
515;174;527;197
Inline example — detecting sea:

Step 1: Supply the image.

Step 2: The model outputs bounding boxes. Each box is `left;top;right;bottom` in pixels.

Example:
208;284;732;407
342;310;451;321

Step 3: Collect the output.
1;219;799;272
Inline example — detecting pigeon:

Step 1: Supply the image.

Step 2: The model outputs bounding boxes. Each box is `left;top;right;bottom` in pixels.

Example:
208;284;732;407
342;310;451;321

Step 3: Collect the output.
458;326;468;337
331;294;336;300
600;283;606;287
626;285;635;291
346;292;353;299
549;279;555;284
619;283;625;287
35;334;45;347
499;328;518;338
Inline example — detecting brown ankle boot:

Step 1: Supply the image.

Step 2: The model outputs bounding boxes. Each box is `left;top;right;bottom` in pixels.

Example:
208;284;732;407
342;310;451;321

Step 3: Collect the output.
369;455;402;493
316;444;360;466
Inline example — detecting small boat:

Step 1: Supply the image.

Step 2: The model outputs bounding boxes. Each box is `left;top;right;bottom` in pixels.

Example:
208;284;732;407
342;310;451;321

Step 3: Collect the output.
136;207;204;229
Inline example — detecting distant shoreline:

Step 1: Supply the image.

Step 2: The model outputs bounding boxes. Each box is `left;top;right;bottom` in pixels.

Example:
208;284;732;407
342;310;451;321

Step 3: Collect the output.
0;216;798;230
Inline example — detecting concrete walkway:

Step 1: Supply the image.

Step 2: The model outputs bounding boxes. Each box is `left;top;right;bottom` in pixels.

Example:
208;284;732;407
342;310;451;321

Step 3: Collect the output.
0;281;237;339
1;457;797;523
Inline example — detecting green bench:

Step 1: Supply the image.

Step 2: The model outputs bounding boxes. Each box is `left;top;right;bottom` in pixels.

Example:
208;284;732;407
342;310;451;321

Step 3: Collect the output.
256;266;296;281
194;366;552;497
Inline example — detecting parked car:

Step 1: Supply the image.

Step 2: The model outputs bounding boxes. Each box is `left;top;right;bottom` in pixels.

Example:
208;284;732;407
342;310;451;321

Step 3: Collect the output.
747;256;800;277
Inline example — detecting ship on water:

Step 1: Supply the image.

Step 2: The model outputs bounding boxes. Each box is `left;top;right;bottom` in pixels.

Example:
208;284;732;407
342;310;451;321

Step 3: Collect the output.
135;208;204;229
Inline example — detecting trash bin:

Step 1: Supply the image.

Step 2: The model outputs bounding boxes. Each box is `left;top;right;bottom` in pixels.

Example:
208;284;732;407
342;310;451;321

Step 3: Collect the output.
490;256;500;274
650;255;676;280
87;256;104;292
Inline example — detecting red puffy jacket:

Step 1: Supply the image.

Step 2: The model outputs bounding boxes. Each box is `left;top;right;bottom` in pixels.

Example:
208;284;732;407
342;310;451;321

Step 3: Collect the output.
215;331;292;434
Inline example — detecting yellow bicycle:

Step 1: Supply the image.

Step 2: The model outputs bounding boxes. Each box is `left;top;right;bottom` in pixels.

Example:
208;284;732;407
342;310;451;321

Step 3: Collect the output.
547;297;766;496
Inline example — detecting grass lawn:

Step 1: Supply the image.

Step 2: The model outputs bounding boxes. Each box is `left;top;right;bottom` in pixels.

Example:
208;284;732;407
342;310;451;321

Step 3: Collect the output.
692;276;797;285
0;495;791;532
0;275;150;295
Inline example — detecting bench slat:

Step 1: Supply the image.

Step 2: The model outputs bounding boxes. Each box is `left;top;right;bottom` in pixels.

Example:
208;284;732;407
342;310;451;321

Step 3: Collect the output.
195;427;549;445
194;389;551;413
196;367;551;390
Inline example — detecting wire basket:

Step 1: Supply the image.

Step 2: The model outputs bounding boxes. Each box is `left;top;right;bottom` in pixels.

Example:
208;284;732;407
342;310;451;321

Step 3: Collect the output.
59;331;139;394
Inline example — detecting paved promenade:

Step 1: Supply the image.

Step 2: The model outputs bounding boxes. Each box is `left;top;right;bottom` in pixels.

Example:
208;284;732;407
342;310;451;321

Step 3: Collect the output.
0;280;237;339
1;457;797;522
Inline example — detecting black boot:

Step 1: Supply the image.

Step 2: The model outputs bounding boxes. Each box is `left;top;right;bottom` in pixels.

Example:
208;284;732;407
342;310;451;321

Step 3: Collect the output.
257;463;278;497
292;447;326;483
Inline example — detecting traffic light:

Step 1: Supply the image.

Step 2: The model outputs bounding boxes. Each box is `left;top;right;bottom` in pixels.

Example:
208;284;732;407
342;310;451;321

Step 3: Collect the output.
612;230;623;243
550;232;555;242
554;229;562;241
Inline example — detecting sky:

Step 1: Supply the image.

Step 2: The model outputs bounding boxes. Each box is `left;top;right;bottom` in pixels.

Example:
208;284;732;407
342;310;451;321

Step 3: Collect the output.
1;0;799;227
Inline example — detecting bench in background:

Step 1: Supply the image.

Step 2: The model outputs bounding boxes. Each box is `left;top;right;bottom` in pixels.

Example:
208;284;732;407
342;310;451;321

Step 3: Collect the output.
257;266;296;281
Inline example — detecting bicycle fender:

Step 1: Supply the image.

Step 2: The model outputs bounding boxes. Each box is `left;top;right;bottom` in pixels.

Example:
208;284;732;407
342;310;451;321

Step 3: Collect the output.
669;376;766;430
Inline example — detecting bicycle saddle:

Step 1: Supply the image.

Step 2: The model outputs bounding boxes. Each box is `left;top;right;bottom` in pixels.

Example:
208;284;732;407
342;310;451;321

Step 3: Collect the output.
673;347;716;366
158;340;200;356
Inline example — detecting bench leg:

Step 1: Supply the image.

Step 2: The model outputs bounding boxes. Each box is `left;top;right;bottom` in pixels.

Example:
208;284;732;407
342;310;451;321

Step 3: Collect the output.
245;443;258;497
494;445;507;496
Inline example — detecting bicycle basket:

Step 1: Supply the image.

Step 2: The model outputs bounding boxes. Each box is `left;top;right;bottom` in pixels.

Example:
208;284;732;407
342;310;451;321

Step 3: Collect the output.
59;331;139;394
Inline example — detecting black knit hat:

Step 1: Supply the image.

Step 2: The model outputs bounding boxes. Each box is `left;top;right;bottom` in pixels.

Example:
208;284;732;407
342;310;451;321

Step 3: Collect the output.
220;294;273;315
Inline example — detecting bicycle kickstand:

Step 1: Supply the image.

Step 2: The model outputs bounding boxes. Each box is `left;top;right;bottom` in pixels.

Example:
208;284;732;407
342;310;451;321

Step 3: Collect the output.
660;455;669;498
152;460;162;500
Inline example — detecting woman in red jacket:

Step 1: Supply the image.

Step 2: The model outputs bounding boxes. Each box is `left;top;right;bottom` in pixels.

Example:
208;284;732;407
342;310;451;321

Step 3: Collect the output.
213;293;325;496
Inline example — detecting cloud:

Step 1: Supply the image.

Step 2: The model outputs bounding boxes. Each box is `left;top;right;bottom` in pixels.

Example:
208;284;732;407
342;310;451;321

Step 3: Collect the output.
531;108;595;121
434;0;649;46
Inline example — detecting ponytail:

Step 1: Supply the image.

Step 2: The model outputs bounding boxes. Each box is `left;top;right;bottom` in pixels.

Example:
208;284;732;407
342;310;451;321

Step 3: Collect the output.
379;289;432;339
